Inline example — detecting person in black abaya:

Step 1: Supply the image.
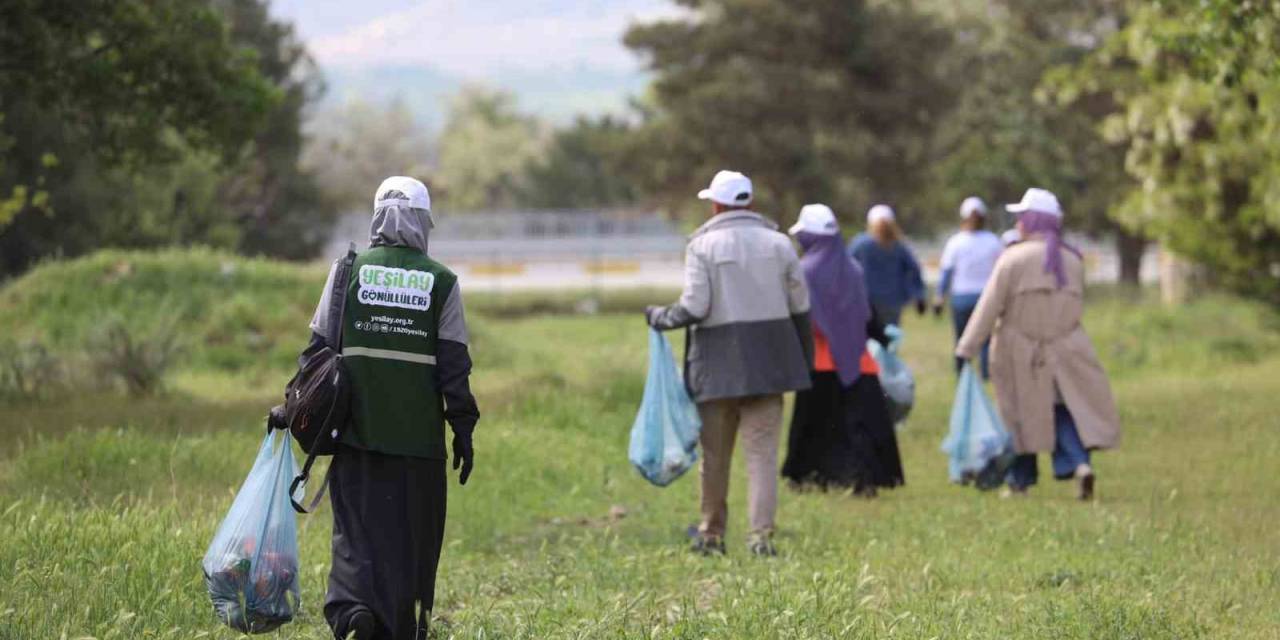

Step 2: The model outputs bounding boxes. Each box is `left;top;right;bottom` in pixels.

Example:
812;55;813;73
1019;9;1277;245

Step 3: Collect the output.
307;177;480;640
782;205;905;497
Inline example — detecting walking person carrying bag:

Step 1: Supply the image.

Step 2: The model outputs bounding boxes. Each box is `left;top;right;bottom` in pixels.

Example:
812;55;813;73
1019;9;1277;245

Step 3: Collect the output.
293;176;480;640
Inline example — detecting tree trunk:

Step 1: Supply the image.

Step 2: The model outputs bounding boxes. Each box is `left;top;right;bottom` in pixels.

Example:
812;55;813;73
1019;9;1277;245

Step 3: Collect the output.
1116;229;1146;286
1160;249;1204;306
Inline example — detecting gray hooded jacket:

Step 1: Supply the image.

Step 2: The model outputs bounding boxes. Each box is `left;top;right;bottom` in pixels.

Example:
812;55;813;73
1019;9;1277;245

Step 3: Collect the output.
650;210;813;402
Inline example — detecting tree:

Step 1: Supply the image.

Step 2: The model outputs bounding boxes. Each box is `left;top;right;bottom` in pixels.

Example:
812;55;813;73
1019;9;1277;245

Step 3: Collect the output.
1055;1;1280;304
520;115;641;209
434;87;545;212
0;0;273;231
215;0;331;260
926;0;1144;283
624;0;957;225
0;0;333;275
303;99;436;213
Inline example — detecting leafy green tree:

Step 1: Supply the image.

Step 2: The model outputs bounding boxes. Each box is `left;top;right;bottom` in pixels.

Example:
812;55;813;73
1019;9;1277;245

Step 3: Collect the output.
624;0;956;225
0;0;331;275
435;87;545;212
304;99;436;212
926;0;1144;281
520;115;640;209
215;0;331;259
1055;1;1280;303
0;0;273;233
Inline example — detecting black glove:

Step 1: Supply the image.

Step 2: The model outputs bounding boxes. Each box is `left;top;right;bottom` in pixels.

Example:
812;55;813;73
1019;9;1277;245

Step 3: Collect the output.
452;432;474;485
915;299;927;316
644;305;662;328
267;404;288;433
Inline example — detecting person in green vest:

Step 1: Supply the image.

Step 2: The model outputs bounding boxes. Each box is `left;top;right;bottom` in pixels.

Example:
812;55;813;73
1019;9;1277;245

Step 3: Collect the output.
308;176;479;640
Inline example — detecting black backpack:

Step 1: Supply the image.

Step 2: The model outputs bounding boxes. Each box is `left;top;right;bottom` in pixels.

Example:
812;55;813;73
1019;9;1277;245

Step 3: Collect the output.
272;244;356;513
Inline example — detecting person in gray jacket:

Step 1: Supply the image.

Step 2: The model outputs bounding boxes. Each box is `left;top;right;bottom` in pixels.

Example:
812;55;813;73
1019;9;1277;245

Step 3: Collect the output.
646;169;813;557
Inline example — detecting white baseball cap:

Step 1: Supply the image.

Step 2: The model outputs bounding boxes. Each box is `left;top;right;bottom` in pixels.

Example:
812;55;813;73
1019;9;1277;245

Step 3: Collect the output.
1006;187;1062;218
867;204;895;224
789;204;840;236
960;196;988;219
375;176;431;212
697;170;753;206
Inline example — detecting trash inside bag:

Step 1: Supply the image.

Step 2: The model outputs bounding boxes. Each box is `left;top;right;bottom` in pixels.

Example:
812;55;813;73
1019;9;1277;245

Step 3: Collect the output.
868;324;915;424
202;431;302;633
941;362;1014;490
629;329;701;486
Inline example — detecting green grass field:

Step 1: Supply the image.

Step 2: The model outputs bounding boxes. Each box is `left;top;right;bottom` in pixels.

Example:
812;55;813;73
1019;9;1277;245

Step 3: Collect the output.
1;250;1278;639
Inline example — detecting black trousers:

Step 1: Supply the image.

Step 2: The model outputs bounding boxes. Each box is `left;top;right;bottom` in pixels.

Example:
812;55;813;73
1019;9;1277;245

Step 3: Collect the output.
325;447;447;640
782;372;905;491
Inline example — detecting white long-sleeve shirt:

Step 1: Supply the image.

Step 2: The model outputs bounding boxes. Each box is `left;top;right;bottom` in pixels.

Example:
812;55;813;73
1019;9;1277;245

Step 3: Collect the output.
940;230;1003;296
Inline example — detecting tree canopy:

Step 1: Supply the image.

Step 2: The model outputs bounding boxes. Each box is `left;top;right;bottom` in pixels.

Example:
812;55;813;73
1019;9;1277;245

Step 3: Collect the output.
624;0;956;224
0;0;330;275
1054;1;1280;303
433;87;546;213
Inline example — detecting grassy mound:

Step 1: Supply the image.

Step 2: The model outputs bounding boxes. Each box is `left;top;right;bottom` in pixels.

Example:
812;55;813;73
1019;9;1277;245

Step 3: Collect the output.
0;248;325;372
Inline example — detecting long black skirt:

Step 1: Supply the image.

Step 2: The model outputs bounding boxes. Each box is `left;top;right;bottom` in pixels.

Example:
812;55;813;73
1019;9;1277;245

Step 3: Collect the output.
324;446;446;640
782;372;905;491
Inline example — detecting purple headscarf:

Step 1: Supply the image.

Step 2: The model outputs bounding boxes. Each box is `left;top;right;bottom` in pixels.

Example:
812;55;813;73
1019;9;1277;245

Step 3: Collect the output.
795;230;871;386
1019;211;1081;288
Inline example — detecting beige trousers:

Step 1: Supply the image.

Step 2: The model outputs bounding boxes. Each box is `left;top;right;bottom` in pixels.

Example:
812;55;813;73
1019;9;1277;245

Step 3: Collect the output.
696;394;783;539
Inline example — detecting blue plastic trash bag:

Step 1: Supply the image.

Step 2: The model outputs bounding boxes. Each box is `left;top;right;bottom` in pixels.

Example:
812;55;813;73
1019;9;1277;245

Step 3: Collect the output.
629;329;701;486
202;430;302;633
868;324;915;424
941;362;1014;490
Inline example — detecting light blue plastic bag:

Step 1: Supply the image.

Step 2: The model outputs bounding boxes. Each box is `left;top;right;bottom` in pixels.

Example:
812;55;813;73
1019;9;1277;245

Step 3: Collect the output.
941;362;1013;488
629;329;701;487
202;430;302;633
868;324;915;424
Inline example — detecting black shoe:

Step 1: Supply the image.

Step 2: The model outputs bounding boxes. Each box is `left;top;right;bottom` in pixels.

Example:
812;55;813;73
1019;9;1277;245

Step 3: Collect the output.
690;535;726;556
345;608;376;640
1076;465;1096;501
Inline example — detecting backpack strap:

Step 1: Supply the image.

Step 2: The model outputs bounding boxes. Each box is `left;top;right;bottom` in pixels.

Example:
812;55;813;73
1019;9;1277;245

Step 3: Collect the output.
325;243;358;350
292;243;358;515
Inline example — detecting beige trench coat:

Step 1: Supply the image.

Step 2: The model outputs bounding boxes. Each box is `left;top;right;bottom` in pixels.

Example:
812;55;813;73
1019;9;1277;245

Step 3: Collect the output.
956;239;1121;454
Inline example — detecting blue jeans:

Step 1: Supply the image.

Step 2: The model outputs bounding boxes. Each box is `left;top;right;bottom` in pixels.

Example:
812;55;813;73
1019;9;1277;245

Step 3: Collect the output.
951;293;988;378
1006;404;1091;489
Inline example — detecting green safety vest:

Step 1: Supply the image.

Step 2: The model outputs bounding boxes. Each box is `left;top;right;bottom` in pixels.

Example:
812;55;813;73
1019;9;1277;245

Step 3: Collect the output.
341;245;457;459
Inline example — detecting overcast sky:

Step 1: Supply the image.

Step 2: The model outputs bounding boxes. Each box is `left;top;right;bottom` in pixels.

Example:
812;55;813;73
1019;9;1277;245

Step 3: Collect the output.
270;0;676;77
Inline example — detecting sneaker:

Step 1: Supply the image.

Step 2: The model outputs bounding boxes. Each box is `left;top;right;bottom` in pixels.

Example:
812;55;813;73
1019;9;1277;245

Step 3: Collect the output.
747;534;777;557
1075;464;1096;501
690;535;726;556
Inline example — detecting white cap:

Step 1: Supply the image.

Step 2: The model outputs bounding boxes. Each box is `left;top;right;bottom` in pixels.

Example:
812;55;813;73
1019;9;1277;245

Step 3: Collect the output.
697;170;753;206
1006;187;1062;218
867;204;895;224
960;196;987;219
789;204;840;236
375;176;431;212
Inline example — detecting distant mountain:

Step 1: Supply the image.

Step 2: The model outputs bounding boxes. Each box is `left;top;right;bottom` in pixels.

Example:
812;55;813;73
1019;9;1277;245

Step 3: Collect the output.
318;63;649;127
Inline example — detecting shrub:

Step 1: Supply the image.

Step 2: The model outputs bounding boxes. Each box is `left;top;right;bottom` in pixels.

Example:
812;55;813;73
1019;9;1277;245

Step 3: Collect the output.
88;318;183;396
0;339;63;399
